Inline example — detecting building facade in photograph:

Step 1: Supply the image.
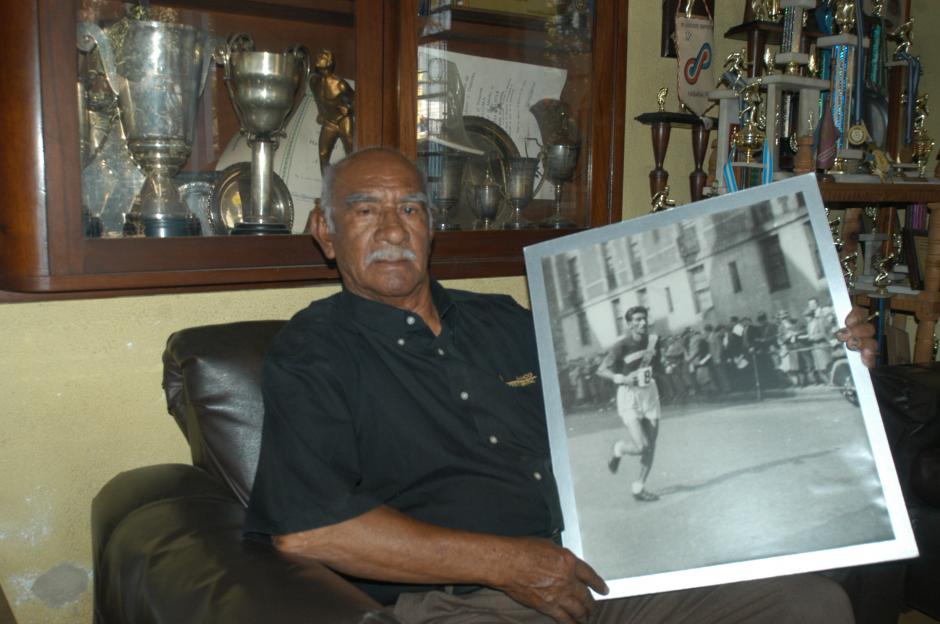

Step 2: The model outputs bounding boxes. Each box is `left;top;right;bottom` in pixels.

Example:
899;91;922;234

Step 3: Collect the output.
542;192;827;363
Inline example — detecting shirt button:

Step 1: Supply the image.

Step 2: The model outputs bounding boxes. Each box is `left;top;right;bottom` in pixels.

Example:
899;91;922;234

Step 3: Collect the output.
488;435;498;445
406;316;416;325
437;348;445;356
533;471;543;480
460;391;469;400
397;338;405;346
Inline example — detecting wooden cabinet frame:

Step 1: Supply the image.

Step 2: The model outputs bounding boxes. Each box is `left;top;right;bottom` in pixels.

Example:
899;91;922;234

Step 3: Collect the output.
0;0;628;296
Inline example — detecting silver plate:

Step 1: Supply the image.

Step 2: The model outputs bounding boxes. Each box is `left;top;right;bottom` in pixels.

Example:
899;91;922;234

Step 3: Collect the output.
209;162;294;235
459;116;521;225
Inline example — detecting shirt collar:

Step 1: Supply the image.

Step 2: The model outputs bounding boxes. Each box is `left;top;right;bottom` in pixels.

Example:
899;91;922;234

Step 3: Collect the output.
335;279;455;336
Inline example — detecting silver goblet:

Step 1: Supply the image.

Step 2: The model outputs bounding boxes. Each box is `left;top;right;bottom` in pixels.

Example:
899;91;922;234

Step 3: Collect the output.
77;19;213;237
540;143;579;229
471;183;502;230
420;151;467;231
502;157;539;230
217;33;309;235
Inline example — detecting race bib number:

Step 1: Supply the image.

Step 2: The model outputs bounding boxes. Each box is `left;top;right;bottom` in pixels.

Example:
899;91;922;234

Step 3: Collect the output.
636;366;653;387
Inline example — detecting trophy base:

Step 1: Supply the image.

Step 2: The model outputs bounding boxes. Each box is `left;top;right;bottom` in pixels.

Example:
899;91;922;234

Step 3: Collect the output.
540;217;577;229
231;221;291;236
503;220;535;230
83;211;102;238
435;222;462;232
472;220;498;231
142;215;199;238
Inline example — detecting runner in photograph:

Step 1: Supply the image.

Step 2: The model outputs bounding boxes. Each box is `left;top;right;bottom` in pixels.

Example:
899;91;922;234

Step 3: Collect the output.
596;306;663;502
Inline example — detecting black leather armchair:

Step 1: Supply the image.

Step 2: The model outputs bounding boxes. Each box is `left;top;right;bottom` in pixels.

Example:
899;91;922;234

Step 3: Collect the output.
90;322;940;624
870;364;940;621
91;321;399;624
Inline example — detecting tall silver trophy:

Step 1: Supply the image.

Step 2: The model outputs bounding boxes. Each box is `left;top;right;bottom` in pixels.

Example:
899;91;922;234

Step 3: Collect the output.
77;18;213;237
419;150;467;231
216;33;308;235
530;99;580;229
540;143;580;228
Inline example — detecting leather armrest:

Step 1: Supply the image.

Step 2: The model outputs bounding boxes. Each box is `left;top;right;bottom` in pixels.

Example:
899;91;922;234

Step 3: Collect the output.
912;448;940;509
92;465;397;624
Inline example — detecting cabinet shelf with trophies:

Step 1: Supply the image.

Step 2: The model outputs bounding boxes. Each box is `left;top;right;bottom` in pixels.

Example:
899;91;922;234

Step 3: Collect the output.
0;0;627;296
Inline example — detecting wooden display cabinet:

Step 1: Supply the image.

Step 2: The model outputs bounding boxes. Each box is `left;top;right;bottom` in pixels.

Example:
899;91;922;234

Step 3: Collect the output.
0;0;627;297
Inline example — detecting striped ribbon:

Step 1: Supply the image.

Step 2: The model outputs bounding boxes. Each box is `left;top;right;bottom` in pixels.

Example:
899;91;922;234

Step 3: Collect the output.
832;45;849;150
723;142;739;192
761;140;774;185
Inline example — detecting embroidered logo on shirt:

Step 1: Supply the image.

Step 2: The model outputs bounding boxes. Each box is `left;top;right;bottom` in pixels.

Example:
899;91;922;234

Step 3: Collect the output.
506;372;538;387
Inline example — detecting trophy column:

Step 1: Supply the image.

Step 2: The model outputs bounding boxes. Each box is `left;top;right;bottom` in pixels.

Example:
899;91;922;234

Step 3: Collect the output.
636;111;714;202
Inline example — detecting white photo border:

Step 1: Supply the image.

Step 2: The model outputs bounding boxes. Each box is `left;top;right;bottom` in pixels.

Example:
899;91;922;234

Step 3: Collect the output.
524;174;918;599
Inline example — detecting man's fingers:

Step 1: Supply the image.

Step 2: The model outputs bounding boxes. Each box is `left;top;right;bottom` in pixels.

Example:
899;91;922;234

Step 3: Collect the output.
575;559;608;596
556;594;592;624
858;338;878;367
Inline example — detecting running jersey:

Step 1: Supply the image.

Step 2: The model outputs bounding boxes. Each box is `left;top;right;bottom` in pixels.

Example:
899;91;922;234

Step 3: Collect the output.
601;332;662;377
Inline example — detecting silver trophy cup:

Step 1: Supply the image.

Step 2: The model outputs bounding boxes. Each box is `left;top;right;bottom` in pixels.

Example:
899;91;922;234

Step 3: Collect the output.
217;33;308;235
471;183;502;230
502;156;539;230
77;19;212;237
420;151;467;231
541;143;579;229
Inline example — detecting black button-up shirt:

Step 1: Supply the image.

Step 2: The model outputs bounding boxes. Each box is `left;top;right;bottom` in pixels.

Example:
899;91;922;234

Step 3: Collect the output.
245;281;562;604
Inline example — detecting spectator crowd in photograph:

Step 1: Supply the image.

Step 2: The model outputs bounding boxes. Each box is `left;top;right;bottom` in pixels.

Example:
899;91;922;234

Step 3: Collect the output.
560;297;842;411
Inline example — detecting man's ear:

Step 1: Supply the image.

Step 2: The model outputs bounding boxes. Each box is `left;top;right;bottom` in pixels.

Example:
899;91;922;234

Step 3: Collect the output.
311;207;336;260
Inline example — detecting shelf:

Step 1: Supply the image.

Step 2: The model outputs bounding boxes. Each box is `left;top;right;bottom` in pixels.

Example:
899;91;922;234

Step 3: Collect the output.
156;0;354;24
724;20;826;47
820;181;940;204
852;290;940;319
0;227;574;294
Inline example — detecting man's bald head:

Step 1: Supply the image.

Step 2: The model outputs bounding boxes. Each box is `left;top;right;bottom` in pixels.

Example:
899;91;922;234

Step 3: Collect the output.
320;148;432;232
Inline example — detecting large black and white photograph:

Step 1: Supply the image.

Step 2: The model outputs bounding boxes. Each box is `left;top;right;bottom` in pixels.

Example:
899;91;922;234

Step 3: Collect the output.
524;175;917;599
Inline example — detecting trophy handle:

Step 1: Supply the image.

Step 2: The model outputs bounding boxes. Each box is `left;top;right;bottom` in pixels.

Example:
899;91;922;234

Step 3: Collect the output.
495;157;509;201
532;143;548;198
197;34;220;98
216;32;254;80
285;44;311;117
76;22;118;99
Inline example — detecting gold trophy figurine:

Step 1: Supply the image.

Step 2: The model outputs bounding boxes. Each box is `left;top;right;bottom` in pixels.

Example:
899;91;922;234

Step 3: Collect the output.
890;19;913;60
751;0;771;21
650;186;676;213
763;47;776;76
310;49;355;174
657;87;668;113
834;0;856;34
734;81;765;163
911;94;934;179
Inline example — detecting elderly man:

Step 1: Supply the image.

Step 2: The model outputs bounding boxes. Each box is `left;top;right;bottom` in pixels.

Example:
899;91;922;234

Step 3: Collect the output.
245;147;876;624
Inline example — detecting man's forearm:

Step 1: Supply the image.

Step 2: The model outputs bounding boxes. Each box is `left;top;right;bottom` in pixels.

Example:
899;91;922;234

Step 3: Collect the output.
273;505;514;586
272;505;607;624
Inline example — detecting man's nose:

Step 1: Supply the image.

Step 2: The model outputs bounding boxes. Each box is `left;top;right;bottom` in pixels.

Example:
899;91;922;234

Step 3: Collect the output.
374;206;407;243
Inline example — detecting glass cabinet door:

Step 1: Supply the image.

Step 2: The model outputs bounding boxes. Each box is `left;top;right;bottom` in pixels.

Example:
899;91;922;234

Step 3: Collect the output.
0;0;623;294
407;0;602;233
76;0;357;240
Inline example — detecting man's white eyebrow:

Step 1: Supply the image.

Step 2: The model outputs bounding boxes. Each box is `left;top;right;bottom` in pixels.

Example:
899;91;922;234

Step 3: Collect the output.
344;192;379;205
344;192;429;206
401;192;429;206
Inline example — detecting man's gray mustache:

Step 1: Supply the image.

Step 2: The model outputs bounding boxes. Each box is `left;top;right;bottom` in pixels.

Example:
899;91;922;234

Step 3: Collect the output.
366;247;418;263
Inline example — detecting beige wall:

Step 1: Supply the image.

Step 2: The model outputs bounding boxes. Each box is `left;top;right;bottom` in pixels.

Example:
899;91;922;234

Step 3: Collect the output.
1;2;938;622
